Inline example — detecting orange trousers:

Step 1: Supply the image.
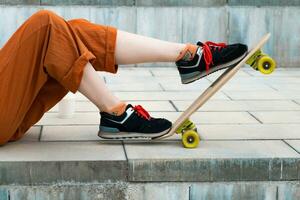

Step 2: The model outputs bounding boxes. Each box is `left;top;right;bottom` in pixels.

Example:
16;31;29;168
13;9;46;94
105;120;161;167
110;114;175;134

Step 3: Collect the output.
0;10;118;145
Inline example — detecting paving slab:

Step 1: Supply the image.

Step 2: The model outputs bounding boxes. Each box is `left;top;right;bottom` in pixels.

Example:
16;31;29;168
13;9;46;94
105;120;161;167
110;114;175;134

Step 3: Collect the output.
250;111;300;124
276;91;300;100
104;75;157;84
161;81;273;91
99;70;152;78
20;126;41;142
125;141;300;182
0;141;127;184
36;112;99;125
267;83;300;91
284;140;300;153
105;83;163;91
150;68;179;77
41;125;100;141
155;75;211;84
294;100;300;105
218;77;300;85
205;68;252;80
39;111;258;126
172;100;300;112
114;91;229;101
0;141;124;161
50;100;175;113
224;90;286;100
49;101;98;112
246;68;300;77
198;124;300;140
153;111;258;124
125;140;298;160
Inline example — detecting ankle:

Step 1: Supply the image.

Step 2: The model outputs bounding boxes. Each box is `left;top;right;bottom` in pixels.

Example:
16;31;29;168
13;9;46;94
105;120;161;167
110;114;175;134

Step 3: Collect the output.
175;43;198;62
103;102;127;116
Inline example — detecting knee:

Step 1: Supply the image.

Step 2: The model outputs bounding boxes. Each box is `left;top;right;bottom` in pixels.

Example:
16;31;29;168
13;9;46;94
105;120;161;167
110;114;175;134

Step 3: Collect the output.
67;18;90;28
31;10;61;25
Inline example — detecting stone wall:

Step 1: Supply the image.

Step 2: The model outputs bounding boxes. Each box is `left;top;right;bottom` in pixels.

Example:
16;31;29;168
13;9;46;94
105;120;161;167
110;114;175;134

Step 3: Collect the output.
1;181;300;200
0;1;299;67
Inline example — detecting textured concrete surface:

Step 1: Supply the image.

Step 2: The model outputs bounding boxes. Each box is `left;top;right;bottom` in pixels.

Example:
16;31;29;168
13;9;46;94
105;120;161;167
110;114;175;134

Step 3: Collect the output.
0;5;299;67
2;0;300;6
1;181;300;200
0;67;299;187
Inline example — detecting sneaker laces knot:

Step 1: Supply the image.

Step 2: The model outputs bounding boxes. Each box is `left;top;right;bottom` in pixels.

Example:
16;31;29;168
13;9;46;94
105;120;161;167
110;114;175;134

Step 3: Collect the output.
197;41;227;73
133;105;151;120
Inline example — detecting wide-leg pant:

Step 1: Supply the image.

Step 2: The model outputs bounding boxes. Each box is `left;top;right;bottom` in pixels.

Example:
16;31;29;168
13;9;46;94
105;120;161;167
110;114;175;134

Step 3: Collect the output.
0;10;118;145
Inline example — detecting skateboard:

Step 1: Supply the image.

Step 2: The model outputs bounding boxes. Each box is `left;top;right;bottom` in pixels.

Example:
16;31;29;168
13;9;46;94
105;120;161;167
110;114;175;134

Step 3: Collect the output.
153;33;276;148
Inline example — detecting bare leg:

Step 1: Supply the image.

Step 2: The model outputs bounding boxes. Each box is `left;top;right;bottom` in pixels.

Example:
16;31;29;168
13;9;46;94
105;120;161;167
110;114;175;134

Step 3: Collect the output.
78;30;191;114
78;62;123;113
115;30;187;65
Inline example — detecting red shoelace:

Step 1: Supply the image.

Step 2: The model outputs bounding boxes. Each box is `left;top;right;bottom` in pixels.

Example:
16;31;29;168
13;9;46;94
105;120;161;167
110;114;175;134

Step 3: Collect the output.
198;41;227;73
133;105;151;120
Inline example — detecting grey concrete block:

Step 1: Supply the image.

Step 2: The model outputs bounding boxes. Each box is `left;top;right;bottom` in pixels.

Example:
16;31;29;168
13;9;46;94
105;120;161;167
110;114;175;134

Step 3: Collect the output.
0;0;39;5
125;140;300;182
229;7;300;67
41;6;91;20
209;159;241;181
0;188;8;200
0;160;127;185
8;184;128;200
0;6;41;47
40;0;134;6
278;182;300;200
0;141;127;184
228;0;300;6
127;183;189;200
128;159;211;182
90;7;136;32
240;159;270;181
136;7;182;67
135;0;226;6
190;182;277;200
128;158;300;182
182;7;228;43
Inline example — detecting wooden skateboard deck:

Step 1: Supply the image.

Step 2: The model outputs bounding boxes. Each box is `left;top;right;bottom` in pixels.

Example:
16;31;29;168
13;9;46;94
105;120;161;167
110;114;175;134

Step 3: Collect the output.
154;33;275;147
99;33;275;148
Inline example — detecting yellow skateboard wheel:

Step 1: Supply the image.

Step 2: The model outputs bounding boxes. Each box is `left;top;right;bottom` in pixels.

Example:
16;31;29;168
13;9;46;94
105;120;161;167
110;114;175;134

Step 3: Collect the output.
182;130;199;148
257;55;276;74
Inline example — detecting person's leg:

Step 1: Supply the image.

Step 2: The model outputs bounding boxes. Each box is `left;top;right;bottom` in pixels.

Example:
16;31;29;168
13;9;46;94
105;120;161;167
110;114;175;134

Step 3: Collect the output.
67;19;195;116
115;30;187;64
0;10;96;145
78;62;126;115
69;18;246;125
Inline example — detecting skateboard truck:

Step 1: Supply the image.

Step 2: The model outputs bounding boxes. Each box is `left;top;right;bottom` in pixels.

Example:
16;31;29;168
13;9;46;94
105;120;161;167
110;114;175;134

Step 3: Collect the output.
246;49;276;74
176;118;200;148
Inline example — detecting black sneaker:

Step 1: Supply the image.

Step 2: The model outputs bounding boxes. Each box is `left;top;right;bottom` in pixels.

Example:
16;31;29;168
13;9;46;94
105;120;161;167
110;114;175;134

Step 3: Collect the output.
98;104;172;139
176;41;248;84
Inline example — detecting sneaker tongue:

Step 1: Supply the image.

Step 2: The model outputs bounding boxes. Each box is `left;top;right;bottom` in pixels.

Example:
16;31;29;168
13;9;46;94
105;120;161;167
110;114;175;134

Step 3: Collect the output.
126;104;133;110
